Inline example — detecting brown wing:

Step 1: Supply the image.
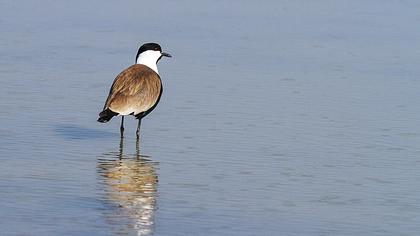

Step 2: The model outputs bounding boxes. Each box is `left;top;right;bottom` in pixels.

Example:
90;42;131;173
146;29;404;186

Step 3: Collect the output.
103;64;162;116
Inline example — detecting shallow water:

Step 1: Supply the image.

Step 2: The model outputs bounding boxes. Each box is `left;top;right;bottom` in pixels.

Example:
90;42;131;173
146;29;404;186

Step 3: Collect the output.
1;0;420;235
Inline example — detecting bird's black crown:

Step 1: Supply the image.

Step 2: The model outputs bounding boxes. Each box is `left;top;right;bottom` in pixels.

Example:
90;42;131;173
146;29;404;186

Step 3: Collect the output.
136;43;162;60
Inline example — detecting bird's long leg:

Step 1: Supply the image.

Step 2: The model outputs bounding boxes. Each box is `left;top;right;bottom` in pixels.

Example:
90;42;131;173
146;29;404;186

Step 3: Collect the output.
136;118;142;140
120;116;125;138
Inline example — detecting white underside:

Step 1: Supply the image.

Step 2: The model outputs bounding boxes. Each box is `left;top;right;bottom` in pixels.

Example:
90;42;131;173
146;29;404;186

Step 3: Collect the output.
136;50;161;74
115;104;152;116
117;109;135;116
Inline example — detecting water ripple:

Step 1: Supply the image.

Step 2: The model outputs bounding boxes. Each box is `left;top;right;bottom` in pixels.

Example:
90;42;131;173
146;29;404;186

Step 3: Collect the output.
97;139;159;236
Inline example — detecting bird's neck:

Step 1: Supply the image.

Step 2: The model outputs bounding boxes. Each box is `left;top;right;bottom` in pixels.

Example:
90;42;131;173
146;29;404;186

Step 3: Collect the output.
136;51;159;74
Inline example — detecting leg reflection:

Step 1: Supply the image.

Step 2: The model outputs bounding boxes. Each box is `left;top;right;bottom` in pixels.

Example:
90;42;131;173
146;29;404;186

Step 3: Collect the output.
136;137;140;159
118;136;124;159
98;138;158;235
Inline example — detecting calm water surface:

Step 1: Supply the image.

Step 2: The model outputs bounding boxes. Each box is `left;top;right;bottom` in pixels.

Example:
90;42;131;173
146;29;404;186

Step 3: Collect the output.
1;0;420;235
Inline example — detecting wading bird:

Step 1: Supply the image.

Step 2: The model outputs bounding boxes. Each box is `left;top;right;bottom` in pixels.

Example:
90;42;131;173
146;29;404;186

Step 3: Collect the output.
97;42;171;138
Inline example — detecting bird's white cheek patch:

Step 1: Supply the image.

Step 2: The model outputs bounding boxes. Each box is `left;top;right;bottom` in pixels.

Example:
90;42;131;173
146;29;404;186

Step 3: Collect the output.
136;50;161;74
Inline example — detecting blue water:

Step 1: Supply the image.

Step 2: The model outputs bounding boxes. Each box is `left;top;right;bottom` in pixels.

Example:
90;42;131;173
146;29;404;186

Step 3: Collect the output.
1;0;420;235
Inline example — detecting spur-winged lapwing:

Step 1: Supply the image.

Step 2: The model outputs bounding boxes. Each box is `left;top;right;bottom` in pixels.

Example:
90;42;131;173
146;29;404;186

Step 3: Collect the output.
97;42;171;138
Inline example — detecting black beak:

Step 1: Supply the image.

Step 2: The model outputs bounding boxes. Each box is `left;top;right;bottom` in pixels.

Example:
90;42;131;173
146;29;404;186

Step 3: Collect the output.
161;52;172;58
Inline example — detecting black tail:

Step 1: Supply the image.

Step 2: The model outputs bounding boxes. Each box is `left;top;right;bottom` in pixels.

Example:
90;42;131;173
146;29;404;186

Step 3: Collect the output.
97;109;118;123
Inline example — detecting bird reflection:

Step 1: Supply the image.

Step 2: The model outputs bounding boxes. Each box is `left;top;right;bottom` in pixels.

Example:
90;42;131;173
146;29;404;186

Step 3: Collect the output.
97;138;158;236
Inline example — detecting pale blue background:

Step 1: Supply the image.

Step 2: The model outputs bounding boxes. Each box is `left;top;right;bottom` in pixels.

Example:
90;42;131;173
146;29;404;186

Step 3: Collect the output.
1;0;420;235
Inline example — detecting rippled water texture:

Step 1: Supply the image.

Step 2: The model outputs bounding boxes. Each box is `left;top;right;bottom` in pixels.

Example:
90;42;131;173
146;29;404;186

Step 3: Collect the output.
97;140;158;236
1;0;420;235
